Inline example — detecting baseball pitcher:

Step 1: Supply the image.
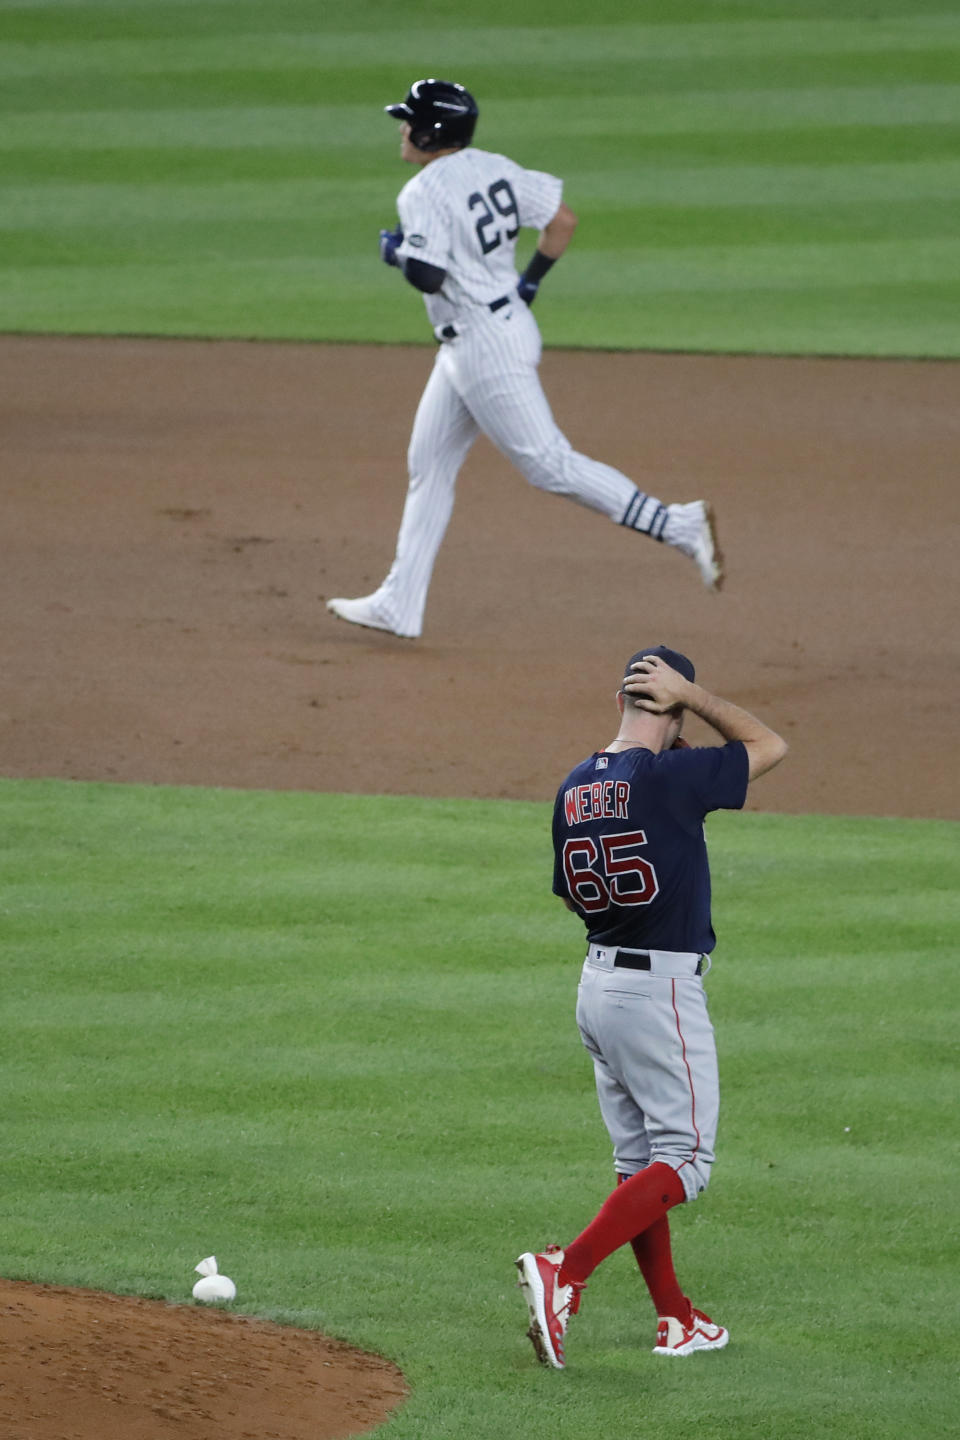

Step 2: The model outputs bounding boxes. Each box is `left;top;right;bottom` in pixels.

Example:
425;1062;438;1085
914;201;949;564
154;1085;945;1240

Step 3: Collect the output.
516;645;788;1368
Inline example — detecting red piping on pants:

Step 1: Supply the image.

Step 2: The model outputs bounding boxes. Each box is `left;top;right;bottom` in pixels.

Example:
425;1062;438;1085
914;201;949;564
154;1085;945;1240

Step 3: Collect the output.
671;978;701;1174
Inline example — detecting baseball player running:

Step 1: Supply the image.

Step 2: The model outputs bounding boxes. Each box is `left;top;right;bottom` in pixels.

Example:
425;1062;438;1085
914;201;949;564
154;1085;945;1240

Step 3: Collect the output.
516;645;787;1368
327;80;723;640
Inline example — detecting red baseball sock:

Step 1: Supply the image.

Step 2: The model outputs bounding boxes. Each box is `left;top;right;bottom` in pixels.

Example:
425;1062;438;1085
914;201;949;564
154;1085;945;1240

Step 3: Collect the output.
559;1162;685;1285
628;1215;691;1323
617;1172;691;1322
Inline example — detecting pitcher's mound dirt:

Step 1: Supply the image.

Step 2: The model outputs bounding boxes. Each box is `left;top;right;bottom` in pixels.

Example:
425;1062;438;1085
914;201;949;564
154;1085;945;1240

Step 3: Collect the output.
0;1279;406;1440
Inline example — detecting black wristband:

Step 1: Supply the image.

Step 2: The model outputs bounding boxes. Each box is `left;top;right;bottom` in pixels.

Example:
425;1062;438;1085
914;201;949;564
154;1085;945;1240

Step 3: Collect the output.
521;249;557;286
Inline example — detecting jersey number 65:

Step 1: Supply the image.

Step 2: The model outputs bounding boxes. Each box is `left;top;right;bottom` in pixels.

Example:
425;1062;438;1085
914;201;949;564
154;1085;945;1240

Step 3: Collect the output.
562;830;660;912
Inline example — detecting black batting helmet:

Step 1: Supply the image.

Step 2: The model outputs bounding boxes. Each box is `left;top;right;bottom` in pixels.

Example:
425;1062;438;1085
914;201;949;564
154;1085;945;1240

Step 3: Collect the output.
384;78;478;152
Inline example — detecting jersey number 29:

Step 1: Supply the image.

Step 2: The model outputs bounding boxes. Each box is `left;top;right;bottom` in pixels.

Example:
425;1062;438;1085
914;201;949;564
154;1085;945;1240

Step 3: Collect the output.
562;830;660;912
468;180;519;254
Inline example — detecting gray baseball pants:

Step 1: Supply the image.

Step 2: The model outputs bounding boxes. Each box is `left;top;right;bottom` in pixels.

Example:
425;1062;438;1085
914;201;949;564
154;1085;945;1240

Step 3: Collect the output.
575;945;719;1203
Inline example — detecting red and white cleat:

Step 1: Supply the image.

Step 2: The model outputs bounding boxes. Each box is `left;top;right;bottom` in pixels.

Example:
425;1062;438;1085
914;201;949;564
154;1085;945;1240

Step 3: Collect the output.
653;1308;729;1357
515;1245;585;1370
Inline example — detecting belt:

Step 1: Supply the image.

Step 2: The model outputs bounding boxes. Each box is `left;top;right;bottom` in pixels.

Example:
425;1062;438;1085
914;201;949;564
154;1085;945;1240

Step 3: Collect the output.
436;295;511;342
613;949;704;975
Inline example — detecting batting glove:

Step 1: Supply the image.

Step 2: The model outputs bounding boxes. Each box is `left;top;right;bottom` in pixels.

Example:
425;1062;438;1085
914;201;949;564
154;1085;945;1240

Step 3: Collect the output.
516;277;539;306
379;227;404;267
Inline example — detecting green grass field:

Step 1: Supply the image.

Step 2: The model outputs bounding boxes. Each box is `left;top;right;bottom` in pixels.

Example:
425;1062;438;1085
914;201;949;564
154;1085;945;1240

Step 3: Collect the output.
1;0;959;354
4;778;958;1439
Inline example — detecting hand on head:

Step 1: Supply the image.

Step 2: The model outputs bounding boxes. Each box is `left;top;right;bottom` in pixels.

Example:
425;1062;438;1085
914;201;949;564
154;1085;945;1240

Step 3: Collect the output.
623;656;695;715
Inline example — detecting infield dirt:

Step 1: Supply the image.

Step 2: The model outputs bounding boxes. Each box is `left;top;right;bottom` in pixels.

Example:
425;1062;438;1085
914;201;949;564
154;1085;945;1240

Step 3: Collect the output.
1;334;957;1438
4;334;958;819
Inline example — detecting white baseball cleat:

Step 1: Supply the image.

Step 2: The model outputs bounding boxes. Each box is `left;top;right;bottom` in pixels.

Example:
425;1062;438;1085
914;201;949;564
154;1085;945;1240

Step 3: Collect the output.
326;595;416;638
515;1245;585;1370
652;1307;729;1357
664;501;724;591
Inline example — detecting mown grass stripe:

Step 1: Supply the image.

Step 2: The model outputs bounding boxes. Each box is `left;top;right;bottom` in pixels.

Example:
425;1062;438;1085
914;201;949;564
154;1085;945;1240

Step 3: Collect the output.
493;85;960;136
3;160;956;230
3;275;958;360
1;84;957;152
1;236;955;294
565;159;960;207
1;15;958;80
3;49;957;116
6;218;957;280
562;237;960;290
2;122;957;182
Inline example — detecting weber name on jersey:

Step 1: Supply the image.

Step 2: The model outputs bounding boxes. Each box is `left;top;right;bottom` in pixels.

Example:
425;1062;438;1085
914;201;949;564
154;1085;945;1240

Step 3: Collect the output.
394;148;562;330
552;744;750;953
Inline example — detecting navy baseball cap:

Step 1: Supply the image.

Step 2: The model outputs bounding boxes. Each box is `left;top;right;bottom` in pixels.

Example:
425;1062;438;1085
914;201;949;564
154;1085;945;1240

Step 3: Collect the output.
622;645;695;686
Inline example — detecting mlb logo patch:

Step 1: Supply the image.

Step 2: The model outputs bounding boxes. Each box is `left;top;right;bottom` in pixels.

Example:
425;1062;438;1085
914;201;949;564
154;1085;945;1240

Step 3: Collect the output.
595;755;608;769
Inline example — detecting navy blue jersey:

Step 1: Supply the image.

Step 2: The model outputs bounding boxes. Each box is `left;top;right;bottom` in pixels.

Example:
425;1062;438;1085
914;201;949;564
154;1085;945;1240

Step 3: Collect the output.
552;742;749;952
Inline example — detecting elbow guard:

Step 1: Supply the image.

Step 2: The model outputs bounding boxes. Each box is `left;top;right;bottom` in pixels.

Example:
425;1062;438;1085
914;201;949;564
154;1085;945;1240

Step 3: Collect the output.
402;257;446;294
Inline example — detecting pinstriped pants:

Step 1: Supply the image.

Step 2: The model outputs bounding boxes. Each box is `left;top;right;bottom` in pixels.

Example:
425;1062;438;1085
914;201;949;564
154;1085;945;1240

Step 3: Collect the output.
376;302;643;637
575;957;719;1203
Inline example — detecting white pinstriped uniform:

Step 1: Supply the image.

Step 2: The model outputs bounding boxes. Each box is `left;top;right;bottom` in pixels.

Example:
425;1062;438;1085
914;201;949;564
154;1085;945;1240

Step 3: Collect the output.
332;147;716;639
